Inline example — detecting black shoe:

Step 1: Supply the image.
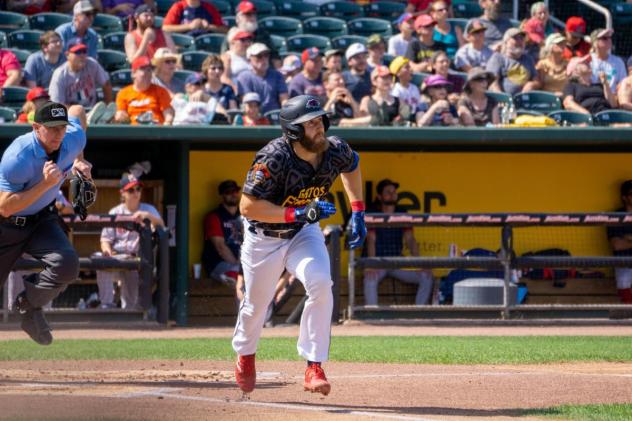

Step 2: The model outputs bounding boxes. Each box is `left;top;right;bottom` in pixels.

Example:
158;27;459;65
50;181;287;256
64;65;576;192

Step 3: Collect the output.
14;292;53;346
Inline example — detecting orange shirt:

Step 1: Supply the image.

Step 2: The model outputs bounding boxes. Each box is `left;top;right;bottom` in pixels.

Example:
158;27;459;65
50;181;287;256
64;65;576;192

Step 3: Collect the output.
116;83;172;125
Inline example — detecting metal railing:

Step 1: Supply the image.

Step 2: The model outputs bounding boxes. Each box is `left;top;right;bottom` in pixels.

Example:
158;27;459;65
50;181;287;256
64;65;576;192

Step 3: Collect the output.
544;0;612;29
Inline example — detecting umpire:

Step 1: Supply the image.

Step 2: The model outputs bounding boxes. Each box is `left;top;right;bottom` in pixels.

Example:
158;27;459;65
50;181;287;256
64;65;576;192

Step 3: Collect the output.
0;101;92;345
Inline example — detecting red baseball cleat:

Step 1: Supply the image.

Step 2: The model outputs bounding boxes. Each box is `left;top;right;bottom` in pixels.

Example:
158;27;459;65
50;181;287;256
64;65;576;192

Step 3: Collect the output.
303;363;331;396
235;354;256;393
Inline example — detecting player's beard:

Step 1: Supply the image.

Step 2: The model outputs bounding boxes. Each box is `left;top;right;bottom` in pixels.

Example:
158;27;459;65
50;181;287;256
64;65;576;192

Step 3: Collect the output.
300;132;329;153
224;196;239;207
382;200;397;206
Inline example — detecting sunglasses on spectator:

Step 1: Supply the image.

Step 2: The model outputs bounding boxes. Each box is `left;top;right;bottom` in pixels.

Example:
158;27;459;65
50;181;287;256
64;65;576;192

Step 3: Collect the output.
238;38;253;43
164;59;177;64
73;49;88;55
126;186;142;193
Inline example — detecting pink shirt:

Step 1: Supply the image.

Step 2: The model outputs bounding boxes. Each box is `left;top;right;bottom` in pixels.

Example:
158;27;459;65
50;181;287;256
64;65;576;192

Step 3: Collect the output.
0;49;21;87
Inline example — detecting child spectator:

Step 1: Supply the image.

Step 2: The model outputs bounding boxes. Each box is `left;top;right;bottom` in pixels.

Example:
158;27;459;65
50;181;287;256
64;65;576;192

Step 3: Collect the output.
406;14;441;73
324;49;343;73
430;0;463;58
202;54;238;110
172;73;227;125
360;65;410;126
279;55;302;84
16;87;50;123
0;49;22;88
431;50;464;94
288;48;326;101
240;92;270;126
416;74;458;126
454;19;493;72
56;0;99;59
457;67;499;126
388;13;415;57
163;0;227;36
562;16;590;61
366;35;387;71
24;31;65;89
125;4;176;62
390;56;421;111
151;47;184;96
236;43;288;113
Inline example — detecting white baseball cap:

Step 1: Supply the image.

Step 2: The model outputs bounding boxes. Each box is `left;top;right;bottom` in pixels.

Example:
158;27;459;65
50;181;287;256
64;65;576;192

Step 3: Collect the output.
73;0;95;15
243;92;261;103
246;43;270;59
345;42;368;61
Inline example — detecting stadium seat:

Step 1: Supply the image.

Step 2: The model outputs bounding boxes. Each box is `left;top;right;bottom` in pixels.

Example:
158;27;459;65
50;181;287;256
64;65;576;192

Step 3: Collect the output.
593;110;632;126
363;1;405;20
447;18;468;33
269;34;287;54
97;49;130;72
195;33;226;53
0;106;17;123
157;0;176;15
320;1;363;21
173;69;196;83
103;31;126;50
93;13;124;35
29;13;72;31
181;51;212;71
222;15;235;27
7;30;44;52
154;16;164;28
331;34;366;50
347;18;392;38
249;0;277;19
210;0;233;16
547;110;593;126
7;48;30;67
485;91;511;107
264;108;281;125
0;11;30;34
411;72;430;87
110;69;132;87
453;1;483;19
226;108;243;124
0;86;29;112
303;17;347;39
258;16;303;38
276;2;319;21
171;33;195;52
512;91;562;114
0;32;7;49
285;34;331;54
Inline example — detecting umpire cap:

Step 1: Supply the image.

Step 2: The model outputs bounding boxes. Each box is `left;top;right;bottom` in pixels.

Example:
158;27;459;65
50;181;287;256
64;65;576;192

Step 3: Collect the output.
279;95;330;142
34;102;69;127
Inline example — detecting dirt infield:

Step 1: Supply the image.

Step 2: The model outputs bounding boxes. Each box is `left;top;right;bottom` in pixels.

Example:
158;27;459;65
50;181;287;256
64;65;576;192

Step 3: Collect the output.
2;323;632;421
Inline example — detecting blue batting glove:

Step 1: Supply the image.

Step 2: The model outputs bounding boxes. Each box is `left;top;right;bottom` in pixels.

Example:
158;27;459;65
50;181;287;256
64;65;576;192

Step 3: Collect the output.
295;201;337;224
347;211;366;249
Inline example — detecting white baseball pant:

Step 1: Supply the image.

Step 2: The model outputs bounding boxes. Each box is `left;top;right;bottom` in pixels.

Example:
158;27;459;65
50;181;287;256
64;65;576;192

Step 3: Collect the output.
363;269;433;305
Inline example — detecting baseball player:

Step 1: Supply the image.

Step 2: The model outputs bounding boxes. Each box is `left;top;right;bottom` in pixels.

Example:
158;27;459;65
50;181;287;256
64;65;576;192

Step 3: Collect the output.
0;101;92;345
232;95;367;396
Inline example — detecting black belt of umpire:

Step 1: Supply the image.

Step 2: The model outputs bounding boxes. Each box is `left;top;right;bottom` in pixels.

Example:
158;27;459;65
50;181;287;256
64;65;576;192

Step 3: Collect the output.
248;225;300;240
2;201;57;228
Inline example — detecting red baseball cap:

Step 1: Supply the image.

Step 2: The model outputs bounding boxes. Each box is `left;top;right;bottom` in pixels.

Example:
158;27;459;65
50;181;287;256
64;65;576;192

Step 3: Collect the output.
372;65;391;78
233;30;254;40
132;56;152;71
301;47;321;64
524;17;545;44
414;14;436;31
566;16;586;36
68;43;88;53
26;87;49;102
237;1;256;14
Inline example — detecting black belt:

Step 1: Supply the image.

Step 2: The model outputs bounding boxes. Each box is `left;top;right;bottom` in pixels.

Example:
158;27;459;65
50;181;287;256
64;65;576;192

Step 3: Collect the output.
248;225;300;239
2;202;57;228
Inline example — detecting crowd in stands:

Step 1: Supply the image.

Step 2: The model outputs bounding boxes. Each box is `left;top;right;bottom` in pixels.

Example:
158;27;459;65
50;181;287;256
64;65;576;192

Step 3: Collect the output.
1;0;632;127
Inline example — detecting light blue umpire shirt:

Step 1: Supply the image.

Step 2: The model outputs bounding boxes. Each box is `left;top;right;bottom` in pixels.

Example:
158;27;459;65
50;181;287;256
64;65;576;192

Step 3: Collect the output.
0;116;86;216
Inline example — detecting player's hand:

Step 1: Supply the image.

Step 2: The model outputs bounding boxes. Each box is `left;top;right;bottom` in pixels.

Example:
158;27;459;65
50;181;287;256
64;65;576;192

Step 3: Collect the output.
72;158;92;180
347;211;366;249
295;201;336;224
42;161;63;187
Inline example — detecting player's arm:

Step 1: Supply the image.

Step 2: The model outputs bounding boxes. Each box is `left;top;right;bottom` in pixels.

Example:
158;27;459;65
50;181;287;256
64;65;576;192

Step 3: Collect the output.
240;193;288;223
403;229;420;256
340;164;367;249
340;165;363;204
366;230;377;257
210;236;240;264
0;161;63;217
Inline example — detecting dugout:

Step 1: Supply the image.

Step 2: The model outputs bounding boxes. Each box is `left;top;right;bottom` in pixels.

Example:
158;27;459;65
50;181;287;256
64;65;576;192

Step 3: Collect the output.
2;124;632;325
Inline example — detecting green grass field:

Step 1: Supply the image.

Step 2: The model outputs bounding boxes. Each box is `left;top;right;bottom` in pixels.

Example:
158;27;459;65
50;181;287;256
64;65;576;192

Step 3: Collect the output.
2;336;632;364
526;404;632;421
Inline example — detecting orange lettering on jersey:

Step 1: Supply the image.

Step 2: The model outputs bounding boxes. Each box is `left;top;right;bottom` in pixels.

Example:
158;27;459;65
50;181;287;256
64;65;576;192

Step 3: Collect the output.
282;186;326;207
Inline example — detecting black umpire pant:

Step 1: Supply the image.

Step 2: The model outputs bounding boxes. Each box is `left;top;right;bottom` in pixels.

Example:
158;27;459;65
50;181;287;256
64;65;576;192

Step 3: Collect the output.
0;213;79;308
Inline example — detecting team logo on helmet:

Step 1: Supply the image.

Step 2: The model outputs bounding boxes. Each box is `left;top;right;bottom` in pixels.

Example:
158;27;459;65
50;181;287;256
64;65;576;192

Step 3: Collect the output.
305;98;321;110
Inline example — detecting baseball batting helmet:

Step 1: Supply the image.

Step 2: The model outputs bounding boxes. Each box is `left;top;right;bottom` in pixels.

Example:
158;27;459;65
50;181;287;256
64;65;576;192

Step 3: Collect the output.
279;95;330;142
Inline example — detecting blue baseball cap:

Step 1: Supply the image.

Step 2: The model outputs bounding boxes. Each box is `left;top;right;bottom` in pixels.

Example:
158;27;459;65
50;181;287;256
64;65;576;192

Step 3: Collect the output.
396;13;414;25
185;72;203;85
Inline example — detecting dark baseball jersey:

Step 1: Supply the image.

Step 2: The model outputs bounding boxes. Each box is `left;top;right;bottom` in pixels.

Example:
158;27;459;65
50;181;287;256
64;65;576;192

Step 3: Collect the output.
243;135;359;230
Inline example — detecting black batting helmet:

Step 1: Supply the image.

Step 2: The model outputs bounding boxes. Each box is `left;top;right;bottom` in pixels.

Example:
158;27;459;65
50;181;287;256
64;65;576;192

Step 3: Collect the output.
279;95;330;142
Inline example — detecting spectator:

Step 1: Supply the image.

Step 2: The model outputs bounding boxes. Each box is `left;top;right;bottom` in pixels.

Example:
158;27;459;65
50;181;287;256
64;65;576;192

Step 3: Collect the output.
279;54;302;84
202;54;238;110
104;0;156;18
343;43;372;103
236;43;288;114
589;29;627;92
390;56;421;111
454;19;493;72
233;1;277;64
54;0;103;14
406;14;441;73
471;0;513;48
96;171;164;309
222;28;254;85
457;67;499;126
322;70;367;127
415;74;458;126
24;31;65;89
115;56;174;124
522;17;544;63
288;48;326;101
151;47;184;96
0;49;22;88
607;180;632;304
202;180;243;286
16;87;50;123
406;0;452;15
529;2;554;36
486;28;537;96
324;49;343;73
56;0;99;59
360;65;410;126
388;13;415;57
363;179;433;306
6;0;52;14
562;16;590;61
239;92;270;126
366;35;387;71
530;33;568;96
618;59;632;111
125;4;176;62
49;42;112;108
163;0;227;36
172;73;226;124
431;50;464;94
563;56;617;114
430;0;463;59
